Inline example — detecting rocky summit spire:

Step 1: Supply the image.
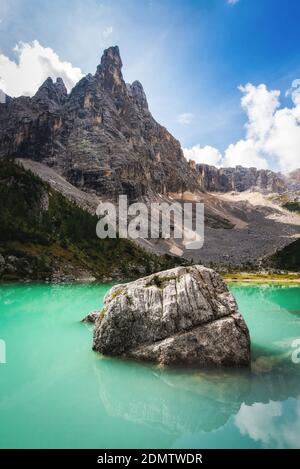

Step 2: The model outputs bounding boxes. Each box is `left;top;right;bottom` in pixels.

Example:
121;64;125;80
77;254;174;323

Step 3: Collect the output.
95;46;126;93
34;77;67;104
129;80;149;111
55;77;68;99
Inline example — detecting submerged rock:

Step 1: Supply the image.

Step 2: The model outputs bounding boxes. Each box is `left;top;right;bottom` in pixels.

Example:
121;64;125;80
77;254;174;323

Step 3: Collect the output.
93;266;251;367
82;310;101;323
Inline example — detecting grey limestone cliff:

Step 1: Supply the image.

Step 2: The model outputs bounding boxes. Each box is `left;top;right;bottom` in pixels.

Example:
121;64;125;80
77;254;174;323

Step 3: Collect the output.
0;46;197;200
193;163;286;193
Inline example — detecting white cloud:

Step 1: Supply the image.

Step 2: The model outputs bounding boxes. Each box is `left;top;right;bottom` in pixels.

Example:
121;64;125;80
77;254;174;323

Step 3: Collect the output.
0;40;83;97
184;80;300;171
177;112;193;125
264;104;300;172
183;144;222;166
227;0;240;5
239;83;280;142
224;139;269;169
103;26;113;38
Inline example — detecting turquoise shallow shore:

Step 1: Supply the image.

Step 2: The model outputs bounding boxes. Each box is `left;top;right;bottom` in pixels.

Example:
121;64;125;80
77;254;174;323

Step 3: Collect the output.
0;282;299;449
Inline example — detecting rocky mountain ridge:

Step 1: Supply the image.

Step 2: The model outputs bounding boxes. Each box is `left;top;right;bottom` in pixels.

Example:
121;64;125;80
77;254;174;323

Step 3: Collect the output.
0;46;197;200
1;45;297;199
191;163;287;193
0;46;299;270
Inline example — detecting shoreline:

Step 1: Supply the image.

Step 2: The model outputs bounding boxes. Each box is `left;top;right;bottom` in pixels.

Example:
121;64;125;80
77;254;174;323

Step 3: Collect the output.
223;272;300;284
1;270;300;285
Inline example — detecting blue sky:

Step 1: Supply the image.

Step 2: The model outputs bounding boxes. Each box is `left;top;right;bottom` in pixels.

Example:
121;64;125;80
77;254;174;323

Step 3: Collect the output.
0;0;300;170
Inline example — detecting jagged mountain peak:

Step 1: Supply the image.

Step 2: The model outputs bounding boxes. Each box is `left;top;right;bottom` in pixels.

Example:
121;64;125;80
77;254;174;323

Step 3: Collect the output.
0;45;198;198
34;76;68;105
1;46;289;198
95;45;126;93
128;80;149;111
100;45;122;68
55;77;68;96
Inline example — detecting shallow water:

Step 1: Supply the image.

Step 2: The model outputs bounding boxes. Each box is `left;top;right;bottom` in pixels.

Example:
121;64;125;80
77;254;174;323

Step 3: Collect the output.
0;282;299;449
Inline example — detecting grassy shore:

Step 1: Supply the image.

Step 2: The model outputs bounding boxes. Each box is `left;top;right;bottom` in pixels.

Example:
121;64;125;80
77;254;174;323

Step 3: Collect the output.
223;271;300;284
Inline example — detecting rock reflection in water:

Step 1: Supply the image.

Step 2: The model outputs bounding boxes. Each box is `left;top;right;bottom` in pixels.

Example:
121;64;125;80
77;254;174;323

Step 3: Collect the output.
93;353;300;437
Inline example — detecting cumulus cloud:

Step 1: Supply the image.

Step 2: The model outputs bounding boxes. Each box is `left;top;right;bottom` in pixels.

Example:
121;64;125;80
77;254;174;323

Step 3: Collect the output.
177;113;193;125
224;139;269;169
184;80;300;171
239;83;280;142
0;40;83;97
183;144;222;166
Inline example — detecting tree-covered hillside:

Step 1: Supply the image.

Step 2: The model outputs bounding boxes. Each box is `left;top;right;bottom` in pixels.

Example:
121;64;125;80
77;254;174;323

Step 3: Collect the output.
0;160;183;281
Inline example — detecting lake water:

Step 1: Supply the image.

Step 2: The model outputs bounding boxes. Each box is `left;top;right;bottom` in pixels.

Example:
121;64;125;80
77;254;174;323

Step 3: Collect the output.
0;282;299;449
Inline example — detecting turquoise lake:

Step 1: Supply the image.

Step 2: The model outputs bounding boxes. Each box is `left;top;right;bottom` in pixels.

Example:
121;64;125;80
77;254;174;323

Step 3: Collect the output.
0;282;300;449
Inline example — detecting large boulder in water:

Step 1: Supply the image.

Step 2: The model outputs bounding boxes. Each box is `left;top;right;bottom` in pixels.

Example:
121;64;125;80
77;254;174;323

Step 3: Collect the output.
92;265;251;367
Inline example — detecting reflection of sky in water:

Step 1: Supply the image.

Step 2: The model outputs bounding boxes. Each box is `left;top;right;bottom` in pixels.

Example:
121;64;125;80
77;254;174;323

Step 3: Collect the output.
235;398;300;448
